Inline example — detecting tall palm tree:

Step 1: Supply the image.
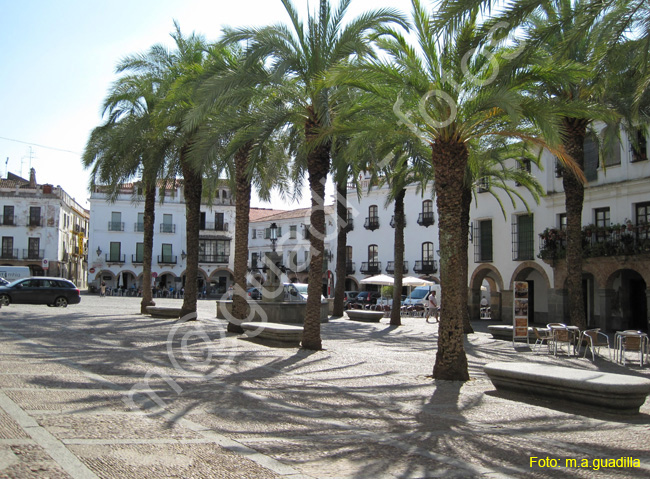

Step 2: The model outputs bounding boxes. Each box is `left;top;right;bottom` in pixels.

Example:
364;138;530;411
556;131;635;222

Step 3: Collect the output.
83;59;174;315
223;0;407;350
332;0;574;380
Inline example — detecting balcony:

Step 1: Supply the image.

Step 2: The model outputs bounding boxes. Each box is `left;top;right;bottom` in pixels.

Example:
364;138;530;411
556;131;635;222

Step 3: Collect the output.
413;260;438;274
105;254;126;264
200;222;229;232
22;249;44;260
386;261;409;274
0;215;15;226
28;216;44;227
132;254;144;264
360;261;382;274
134;222;145;232
539;223;650;261
160;224;176;234
343;217;354;232
364;217;380;231
346;261;355;274
390;216;407;228
108;221;125;232
158;255;177;264
417;212;435;227
0;249;19;260
198;254;229;263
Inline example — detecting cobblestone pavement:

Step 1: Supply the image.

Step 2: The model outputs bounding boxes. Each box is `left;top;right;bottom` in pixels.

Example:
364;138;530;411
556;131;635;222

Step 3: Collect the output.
0;295;649;478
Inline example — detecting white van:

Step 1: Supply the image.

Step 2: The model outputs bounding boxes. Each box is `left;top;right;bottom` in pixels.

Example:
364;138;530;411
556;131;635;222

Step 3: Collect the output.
0;266;31;283
403;285;442;309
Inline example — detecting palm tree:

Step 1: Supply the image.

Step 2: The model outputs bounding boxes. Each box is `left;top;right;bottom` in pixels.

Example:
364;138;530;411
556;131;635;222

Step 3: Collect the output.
83;57;174;315
223;0;407;350
332;0;574;380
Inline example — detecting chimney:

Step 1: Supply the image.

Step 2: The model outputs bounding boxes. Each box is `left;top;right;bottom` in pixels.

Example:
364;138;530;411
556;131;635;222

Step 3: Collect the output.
29;168;37;187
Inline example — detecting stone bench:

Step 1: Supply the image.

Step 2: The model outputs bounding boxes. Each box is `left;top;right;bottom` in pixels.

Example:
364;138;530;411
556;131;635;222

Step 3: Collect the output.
346;310;385;322
484;361;650;414
146;306;183;318
240;322;303;344
487;325;536;341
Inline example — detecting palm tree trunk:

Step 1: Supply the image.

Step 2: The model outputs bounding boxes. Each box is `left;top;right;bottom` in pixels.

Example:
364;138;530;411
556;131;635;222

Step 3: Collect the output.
460;185;474;334
140;178;156;314
229;144;253;334
390;188;406;326
561;117;588;330
181;149;202;319
431;140;470;381
302;111;330;351
332;180;348;317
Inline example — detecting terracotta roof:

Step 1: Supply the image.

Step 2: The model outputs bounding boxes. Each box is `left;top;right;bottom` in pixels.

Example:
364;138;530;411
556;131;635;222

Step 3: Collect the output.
249;208;287;222
250;204;335;223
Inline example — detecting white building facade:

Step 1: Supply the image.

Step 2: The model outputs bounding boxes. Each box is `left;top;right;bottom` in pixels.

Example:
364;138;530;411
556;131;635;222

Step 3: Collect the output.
345;176;440;292
248;206;337;296
469;126;650;331
88;181;235;296
0;169;89;287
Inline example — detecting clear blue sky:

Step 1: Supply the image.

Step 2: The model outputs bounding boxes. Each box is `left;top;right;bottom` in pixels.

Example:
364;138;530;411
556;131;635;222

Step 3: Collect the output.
0;0;418;208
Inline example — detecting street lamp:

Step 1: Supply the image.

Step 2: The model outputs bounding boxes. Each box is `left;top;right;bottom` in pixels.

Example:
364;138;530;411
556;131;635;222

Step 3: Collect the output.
270;222;278;252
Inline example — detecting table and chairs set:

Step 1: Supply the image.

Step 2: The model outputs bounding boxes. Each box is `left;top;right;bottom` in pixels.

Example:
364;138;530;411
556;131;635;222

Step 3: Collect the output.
532;323;648;367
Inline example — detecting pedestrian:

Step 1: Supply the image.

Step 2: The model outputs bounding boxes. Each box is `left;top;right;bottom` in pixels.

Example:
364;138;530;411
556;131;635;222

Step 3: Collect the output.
227;285;234;300
426;290;438;323
100;281;106;297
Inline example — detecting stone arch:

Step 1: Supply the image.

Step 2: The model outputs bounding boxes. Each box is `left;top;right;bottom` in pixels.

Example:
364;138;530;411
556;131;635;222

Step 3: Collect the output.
345;276;359;291
602;268;648;331
510;261;552;325
209;268;234;297
469;264;505;321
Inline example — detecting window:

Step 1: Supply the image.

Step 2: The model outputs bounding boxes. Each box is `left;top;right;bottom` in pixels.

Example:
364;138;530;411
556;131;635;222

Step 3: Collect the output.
161;214;174;233
288;251;298;269
1;237;14;259
513;214;534;261
422;242;434;261
161;243;174;263
474;220;493;262
346;245;353;262
109;242;122;262
199;212;207;230
368;244;378;262
29;207;41;227
109;212;122;231
477;177;489;193
636;202;650;240
27;237;40;259
215;212;225;231
365;205;380;230
603;139;621;167
251;252;259;269
290;225;297;239
555;158;563;178
251;228;256;239
136;213;144;232
135;243;144;263
631;128;648;162
559;213;567;231
198;239;230;263
516;159;531;186
594;207;610;242
2;206;14;226
418;200;434;226
584;134;599;182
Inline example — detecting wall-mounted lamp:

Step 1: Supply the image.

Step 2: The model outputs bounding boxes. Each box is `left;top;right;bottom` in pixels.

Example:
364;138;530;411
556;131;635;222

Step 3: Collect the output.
181;250;187;260
96;246;102;257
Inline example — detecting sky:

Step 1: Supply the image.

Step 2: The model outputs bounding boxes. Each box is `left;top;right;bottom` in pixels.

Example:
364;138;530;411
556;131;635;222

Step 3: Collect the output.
0;0;420;210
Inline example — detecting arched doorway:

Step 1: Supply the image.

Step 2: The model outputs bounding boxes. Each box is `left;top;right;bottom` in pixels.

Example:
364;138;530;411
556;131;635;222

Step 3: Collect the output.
605;269;647;331
470;265;505;321
210;269;233;298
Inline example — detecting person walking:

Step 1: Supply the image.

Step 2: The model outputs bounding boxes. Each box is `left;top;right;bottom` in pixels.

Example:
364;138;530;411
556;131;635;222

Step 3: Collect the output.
426;290;438;323
100;281;106;298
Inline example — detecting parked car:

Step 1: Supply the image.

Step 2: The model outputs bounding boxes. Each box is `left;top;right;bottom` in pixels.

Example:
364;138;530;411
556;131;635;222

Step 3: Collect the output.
292;282;325;301
246;287;261;300
0;277;81;307
351;291;381;308
343;291;359;302
0;277;9;286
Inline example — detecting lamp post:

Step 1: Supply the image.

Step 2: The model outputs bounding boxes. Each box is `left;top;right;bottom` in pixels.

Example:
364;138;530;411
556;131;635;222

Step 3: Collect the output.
262;222;284;303
270;222;278;252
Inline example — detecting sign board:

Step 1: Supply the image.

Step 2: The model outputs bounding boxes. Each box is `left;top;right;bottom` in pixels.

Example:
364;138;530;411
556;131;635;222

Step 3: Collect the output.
152;272;158;278
42;258;49;270
513;281;529;346
89;268;95;274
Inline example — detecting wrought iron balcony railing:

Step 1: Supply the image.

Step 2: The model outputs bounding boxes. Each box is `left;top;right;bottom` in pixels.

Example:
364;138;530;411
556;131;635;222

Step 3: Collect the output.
386;261;409;274
417;212;435;227
360;261;382;274
413;260;438;274
364;217;380;231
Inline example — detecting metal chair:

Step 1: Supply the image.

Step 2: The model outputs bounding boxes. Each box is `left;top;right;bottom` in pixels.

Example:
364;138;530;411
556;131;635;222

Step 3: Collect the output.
620;334;646;367
580;329;611;361
551;326;574;357
532;327;552;354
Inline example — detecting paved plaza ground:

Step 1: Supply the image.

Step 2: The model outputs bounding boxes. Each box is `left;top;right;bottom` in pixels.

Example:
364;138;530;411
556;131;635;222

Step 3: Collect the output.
0;295;649;478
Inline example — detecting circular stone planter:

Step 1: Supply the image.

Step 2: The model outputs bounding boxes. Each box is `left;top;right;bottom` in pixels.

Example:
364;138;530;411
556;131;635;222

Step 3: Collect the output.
346;310;385;322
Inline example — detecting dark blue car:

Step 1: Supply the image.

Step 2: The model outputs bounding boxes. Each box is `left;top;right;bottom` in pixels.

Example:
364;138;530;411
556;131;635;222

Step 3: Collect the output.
0;277;81;307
